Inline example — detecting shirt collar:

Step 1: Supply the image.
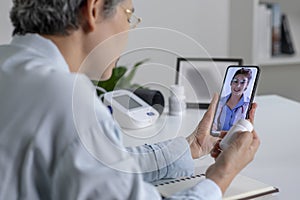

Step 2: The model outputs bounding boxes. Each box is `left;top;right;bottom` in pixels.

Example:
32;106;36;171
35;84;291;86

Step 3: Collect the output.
234;94;246;109
10;34;70;72
224;93;246;110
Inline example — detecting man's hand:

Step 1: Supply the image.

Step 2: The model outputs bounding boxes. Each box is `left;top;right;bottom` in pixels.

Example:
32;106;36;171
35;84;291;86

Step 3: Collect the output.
211;103;258;158
206;129;260;194
186;94;219;159
206;103;260;194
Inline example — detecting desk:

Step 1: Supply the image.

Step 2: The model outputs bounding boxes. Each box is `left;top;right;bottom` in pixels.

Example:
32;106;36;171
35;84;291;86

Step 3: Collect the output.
122;95;300;199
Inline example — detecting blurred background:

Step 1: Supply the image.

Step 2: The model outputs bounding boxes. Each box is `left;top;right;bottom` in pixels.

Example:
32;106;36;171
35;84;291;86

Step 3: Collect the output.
1;0;299;102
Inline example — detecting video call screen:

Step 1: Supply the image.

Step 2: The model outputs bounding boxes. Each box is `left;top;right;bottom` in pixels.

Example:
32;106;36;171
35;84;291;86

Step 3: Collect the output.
211;66;259;134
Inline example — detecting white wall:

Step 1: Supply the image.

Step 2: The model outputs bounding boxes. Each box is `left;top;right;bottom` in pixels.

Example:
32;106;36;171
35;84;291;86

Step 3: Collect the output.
2;0;299;101
0;0;229;49
119;0;230;98
0;0;13;44
132;0;229;56
0;0;231;100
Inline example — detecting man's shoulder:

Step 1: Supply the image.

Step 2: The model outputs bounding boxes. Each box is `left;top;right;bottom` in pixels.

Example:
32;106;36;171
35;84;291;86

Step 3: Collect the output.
40;71;95;105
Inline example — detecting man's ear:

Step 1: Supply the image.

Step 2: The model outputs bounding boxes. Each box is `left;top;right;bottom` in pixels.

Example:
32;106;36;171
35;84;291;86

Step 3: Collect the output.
82;0;103;32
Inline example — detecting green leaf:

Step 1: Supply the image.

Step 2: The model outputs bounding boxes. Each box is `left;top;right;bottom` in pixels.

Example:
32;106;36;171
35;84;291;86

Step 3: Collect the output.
91;59;149;95
95;67;127;92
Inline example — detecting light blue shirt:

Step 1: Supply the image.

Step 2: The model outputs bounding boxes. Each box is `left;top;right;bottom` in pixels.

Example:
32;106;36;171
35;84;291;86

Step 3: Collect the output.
214;94;250;131
0;34;221;199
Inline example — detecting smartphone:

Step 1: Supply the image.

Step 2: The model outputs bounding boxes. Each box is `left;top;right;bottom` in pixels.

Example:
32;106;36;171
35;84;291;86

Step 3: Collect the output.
210;65;260;137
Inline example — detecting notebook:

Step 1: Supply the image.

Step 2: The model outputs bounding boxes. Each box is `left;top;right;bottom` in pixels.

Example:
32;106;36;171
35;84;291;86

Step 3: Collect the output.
154;174;279;199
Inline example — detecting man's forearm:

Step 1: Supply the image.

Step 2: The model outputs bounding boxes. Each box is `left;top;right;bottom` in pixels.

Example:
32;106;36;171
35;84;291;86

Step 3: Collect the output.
125;137;194;182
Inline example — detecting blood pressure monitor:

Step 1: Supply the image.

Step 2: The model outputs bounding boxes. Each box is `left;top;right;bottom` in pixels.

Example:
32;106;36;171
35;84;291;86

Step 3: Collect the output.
103;90;159;129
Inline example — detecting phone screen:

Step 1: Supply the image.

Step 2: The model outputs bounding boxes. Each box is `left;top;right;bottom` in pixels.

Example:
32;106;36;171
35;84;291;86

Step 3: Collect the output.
211;66;260;136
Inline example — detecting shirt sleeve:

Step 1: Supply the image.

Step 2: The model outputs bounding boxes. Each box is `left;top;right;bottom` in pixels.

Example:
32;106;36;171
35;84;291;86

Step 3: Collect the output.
166;179;222;200
52;135;221;200
126;137;195;182
52;137;162;200
63;75;221;199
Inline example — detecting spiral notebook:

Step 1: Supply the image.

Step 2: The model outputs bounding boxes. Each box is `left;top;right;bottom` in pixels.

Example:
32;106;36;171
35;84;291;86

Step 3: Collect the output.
154;174;279;199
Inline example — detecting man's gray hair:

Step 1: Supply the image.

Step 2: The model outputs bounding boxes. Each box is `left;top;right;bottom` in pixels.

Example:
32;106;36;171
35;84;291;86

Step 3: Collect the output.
10;0;125;36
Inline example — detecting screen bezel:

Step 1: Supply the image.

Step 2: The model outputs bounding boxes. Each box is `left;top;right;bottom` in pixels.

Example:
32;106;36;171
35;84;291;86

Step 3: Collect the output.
210;65;261;137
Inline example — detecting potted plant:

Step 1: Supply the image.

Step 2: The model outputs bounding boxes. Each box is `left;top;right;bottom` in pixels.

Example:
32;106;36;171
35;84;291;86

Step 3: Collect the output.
93;59;149;95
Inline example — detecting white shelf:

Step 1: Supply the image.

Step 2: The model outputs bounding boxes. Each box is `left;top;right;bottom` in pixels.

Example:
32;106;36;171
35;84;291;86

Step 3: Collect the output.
258;54;300;66
229;0;300;66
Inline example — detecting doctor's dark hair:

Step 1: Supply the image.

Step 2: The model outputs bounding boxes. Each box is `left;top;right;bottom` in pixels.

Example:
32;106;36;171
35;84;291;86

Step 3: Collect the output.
231;68;252;83
10;0;125;36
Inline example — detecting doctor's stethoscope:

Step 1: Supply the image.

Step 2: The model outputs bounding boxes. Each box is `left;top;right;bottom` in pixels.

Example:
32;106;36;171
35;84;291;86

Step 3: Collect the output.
216;100;246;129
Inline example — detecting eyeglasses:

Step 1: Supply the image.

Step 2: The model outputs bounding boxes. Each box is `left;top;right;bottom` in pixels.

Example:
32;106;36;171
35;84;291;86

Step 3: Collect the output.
231;78;247;85
122;7;141;29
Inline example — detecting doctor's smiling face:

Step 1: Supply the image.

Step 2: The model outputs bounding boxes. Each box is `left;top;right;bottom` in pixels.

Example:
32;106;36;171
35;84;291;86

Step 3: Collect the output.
230;68;252;97
230;74;249;96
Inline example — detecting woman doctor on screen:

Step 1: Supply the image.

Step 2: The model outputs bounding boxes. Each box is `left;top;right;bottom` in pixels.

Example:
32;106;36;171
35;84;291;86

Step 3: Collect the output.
213;68;252;131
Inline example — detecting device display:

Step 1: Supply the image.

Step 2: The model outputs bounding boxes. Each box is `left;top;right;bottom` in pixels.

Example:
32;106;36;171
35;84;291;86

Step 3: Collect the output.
211;66;260;136
113;95;142;110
